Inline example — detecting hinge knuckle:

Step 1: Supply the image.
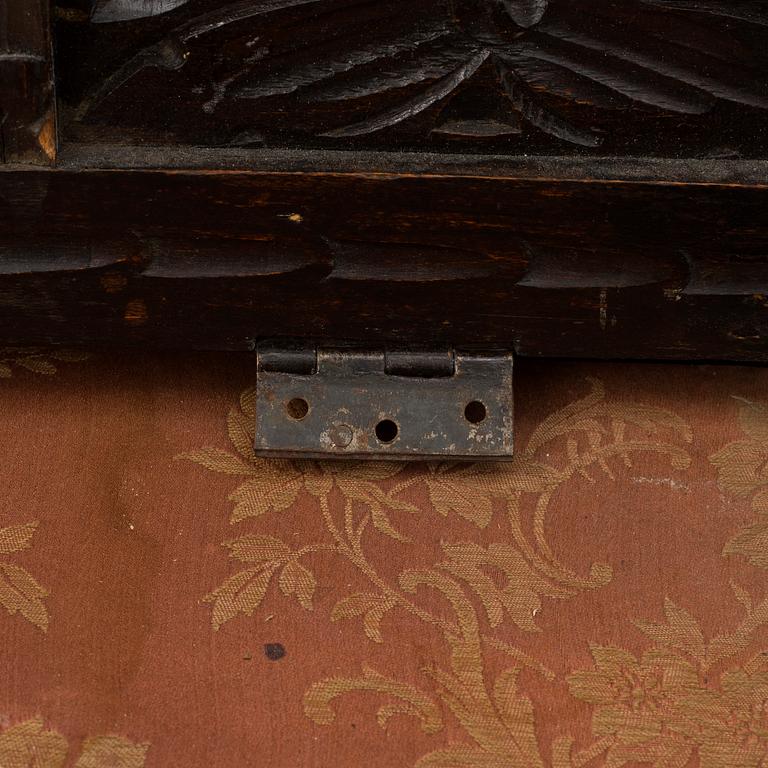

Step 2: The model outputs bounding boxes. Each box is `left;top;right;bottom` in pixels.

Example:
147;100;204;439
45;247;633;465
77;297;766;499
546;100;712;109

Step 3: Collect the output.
384;348;455;378
257;341;317;375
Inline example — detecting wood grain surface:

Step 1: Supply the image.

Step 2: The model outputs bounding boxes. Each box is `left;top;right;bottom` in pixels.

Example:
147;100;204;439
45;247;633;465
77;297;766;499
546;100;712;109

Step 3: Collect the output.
2;148;767;360
0;0;56;164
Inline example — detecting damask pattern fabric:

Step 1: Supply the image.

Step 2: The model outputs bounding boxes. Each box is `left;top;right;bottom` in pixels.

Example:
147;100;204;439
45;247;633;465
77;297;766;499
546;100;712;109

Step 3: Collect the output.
0;349;766;768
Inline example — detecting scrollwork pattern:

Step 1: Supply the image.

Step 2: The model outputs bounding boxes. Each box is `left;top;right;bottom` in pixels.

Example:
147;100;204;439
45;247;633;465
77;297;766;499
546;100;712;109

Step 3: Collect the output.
564;393;768;768
182;376;695;766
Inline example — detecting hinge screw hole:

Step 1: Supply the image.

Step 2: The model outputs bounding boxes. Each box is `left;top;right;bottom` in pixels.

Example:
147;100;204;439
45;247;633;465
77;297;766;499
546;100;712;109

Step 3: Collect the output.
375;419;399;444
286;398;310;420
464;401;487;424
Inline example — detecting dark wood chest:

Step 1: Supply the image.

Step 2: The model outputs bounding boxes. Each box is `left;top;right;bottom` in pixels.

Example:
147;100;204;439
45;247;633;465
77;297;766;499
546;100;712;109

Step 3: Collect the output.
2;0;767;362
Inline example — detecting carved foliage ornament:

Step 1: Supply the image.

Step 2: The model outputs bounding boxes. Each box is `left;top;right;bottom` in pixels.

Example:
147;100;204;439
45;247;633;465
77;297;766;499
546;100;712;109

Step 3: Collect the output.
77;0;768;148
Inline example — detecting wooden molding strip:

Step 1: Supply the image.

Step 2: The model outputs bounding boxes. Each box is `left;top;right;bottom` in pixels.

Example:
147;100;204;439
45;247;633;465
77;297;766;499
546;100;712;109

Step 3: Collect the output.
0;0;56;165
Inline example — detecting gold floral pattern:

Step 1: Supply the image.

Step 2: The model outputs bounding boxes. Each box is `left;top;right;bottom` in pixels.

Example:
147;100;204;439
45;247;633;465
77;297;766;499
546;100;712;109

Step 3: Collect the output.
715;397;768;569
0;718;148;768
567;639;768;767
0;348;87;626
183;377;694;767
0;519;49;631
565;393;768;768
0;348;89;378
711;397;768;500
2;347;766;767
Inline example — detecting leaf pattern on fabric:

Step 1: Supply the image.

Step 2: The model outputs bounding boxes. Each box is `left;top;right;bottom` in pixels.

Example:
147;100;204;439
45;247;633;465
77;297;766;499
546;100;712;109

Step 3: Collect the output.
304;665;443;734
558;395;768;768
0;348;89;379
0;520;49;631
568;633;768;768
0;719;148;768
711;397;768;499
75;735;149;768
0;718;67;768
183;376;699;766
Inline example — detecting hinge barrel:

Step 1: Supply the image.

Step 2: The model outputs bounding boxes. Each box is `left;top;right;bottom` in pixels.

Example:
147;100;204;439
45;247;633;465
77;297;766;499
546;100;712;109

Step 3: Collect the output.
384;348;455;378
257;342;317;375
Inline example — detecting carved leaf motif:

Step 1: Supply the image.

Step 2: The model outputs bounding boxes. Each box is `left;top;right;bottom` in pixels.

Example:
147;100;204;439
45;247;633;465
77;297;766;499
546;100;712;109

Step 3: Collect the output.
503;0;548;28
0;717;67;768
75;0;768;152
91;0;190;23
237;21;457;101
640;0;768;28
323;51;490;138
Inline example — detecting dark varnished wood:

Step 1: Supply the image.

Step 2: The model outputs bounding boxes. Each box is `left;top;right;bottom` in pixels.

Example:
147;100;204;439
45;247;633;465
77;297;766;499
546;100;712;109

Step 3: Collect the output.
0;3;766;361
1;0;56;164
1;147;766;361
53;0;768;156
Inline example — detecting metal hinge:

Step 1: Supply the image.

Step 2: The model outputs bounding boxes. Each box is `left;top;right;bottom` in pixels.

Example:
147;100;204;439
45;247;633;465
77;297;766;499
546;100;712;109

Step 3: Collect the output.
254;342;514;460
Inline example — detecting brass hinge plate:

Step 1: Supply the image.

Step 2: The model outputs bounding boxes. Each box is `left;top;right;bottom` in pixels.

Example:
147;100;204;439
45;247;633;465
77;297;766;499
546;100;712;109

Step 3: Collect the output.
254;343;514;460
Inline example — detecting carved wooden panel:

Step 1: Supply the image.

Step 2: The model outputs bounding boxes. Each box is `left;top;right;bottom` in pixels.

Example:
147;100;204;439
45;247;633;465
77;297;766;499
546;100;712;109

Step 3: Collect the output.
54;0;768;155
0;0;56;164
